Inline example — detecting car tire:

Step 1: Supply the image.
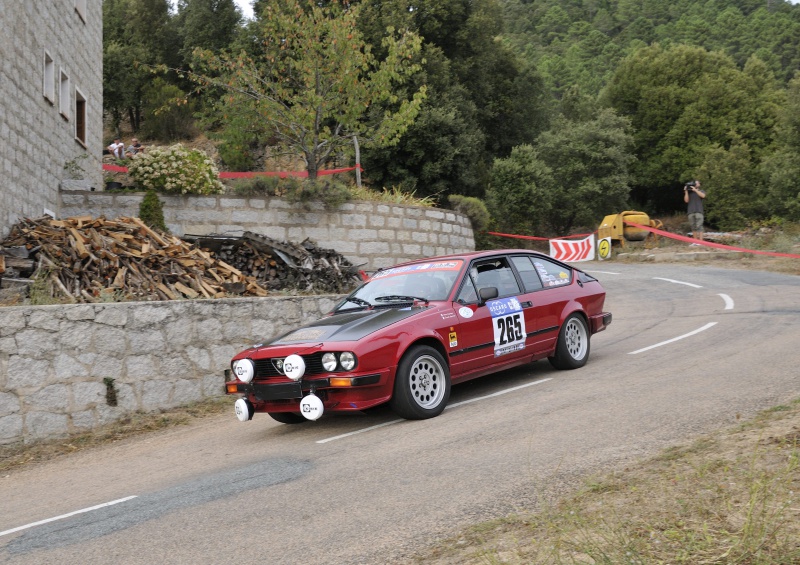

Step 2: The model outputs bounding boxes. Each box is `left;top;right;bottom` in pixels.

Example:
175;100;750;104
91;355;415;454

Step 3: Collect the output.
548;313;590;370
390;345;451;420
268;412;307;424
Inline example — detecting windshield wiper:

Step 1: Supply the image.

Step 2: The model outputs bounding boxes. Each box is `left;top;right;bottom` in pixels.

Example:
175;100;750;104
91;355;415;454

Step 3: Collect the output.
343;296;372;308
373;295;429;304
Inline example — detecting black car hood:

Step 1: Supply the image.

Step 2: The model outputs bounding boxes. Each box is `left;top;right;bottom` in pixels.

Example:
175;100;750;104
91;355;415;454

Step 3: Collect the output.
269;307;428;345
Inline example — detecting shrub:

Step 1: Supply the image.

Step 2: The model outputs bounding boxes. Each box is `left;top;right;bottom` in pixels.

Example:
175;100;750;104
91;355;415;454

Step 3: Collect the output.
284;179;351;210
128;144;225;195
228;175;283;197
139;189;167;232
448;194;490;231
449;194;492;250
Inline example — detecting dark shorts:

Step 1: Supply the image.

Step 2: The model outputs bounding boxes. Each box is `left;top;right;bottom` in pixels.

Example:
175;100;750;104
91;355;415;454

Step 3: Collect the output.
688;212;704;232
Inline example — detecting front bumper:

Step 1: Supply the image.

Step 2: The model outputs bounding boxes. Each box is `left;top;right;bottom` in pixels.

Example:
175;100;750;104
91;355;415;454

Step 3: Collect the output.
227;374;382;401
224;369;392;413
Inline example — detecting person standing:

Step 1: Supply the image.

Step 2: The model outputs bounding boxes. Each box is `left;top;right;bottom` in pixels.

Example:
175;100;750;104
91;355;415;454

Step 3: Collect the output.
684;180;706;241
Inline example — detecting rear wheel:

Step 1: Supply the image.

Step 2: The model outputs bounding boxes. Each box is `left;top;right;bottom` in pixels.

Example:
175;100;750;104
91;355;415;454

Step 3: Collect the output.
268;412;307;424
548;314;590;370
390;345;451;420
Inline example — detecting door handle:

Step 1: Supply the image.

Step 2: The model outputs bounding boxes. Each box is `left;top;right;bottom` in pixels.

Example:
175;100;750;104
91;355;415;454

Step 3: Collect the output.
520;301;533;308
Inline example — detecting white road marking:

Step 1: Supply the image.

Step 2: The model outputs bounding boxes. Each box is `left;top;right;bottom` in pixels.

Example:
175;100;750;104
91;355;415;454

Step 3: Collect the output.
628;323;718;355
316;419;403;444
653;277;703;288
0;496;138;538
316;378;553;444
584;270;620;275
718;293;734;310
445;378;553;410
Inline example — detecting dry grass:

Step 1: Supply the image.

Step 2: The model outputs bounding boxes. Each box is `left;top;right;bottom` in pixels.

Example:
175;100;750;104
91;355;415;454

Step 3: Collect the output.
416;400;800;564
0;397;229;474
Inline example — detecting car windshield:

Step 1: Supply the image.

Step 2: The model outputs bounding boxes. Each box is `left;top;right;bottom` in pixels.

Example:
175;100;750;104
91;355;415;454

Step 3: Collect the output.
337;260;464;310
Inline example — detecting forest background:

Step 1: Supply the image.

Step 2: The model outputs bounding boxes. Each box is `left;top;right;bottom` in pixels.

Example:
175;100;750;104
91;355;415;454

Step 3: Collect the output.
103;0;800;242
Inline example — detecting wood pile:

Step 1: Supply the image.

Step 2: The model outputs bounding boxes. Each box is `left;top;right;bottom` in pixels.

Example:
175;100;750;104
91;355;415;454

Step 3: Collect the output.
0;217;362;304
0;216;269;303
186;231;363;294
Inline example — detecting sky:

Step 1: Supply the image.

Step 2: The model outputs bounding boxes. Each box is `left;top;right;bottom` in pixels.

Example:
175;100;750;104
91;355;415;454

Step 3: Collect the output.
233;0;254;20
169;1;254;20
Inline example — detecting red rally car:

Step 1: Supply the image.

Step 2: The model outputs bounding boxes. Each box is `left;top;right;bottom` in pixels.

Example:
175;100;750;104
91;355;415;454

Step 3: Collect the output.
226;249;611;424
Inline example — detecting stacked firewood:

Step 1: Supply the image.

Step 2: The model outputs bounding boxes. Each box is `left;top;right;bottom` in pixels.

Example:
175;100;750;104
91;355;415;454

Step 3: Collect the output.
187;232;363;294
0;216;269;303
0;217;363;304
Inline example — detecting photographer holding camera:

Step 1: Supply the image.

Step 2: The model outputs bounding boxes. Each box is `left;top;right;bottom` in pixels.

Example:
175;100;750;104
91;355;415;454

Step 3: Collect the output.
683;180;706;242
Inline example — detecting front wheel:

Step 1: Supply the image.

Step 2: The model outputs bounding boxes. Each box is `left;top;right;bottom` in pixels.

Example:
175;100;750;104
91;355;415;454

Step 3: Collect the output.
548;314;590;370
268;412;307;424
390;345;451;420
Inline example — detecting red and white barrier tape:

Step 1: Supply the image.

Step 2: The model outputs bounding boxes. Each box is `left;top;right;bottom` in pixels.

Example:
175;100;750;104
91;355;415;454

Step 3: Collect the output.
102;164;361;178
623;221;800;259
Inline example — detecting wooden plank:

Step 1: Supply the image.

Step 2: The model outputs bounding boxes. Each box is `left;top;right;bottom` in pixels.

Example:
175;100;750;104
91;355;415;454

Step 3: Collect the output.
174;281;199;298
156;283;178;300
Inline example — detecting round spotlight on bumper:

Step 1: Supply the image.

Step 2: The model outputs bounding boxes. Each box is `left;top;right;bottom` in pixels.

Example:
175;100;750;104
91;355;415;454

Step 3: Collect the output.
232;359;255;383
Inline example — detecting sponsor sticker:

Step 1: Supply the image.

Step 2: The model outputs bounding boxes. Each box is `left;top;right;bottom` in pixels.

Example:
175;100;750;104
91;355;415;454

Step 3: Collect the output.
449;329;458;348
370;260;463;280
458;306;474;319
486;297;526;357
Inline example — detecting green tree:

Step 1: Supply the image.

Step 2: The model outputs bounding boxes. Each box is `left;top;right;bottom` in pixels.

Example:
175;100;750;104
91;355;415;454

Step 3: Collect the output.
186;0;426;179
486;144;554;237
175;0;242;64
357;0;549;198
762;71;800;221
601;44;783;212
486;109;634;236
533;110;635;234
103;0;180;132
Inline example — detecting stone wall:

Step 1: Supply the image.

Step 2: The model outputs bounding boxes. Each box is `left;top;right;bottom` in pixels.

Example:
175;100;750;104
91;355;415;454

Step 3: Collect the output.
59;191;475;270
0;2;104;238
0;295;342;445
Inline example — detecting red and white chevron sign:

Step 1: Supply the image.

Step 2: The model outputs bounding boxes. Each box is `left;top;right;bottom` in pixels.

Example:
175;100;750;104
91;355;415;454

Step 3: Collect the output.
549;235;595;262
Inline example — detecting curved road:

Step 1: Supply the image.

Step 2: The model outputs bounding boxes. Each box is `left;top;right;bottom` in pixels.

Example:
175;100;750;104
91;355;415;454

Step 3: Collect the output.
1;263;798;564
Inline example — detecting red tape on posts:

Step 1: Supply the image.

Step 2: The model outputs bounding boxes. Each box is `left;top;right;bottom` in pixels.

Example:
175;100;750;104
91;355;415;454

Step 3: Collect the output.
623;221;800;259
487;231;596;241
102;164;362;178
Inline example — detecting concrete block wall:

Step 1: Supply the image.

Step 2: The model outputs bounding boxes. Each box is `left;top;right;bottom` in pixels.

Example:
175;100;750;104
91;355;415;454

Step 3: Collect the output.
0;2;104;237
58;191;475;270
0;295;342;445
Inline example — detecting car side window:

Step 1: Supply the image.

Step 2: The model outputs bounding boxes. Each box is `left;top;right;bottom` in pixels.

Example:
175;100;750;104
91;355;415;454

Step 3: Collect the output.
532;257;572;288
473;258;521;297
510;256;544;292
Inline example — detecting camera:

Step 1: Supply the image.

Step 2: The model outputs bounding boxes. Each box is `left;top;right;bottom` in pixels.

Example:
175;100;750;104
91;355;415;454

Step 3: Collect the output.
684;181;697;191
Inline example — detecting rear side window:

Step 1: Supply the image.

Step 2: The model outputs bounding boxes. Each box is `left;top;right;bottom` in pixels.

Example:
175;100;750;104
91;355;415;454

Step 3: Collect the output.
510;256;544;292
532;257;572;288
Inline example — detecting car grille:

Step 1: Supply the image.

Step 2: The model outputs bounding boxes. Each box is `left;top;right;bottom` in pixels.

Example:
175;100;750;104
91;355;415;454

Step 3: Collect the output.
254;353;326;379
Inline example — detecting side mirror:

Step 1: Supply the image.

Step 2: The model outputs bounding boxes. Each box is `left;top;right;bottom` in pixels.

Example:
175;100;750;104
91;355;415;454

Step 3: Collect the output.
478;286;499;305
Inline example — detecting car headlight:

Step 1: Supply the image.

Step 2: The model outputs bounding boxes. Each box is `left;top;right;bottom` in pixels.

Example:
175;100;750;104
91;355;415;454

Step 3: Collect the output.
322;352;338;372
339;352;356;371
232;359;255;384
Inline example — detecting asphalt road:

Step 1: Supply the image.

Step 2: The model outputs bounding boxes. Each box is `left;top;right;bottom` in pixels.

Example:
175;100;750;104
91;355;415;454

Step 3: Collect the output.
1;263;798;565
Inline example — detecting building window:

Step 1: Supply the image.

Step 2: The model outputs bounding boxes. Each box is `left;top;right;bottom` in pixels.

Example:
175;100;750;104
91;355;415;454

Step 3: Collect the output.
59;70;71;119
43;51;55;103
75;88;87;146
75;0;87;22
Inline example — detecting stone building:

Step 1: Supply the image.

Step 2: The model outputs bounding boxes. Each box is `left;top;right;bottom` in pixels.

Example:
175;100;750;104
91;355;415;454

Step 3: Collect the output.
0;1;104;239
